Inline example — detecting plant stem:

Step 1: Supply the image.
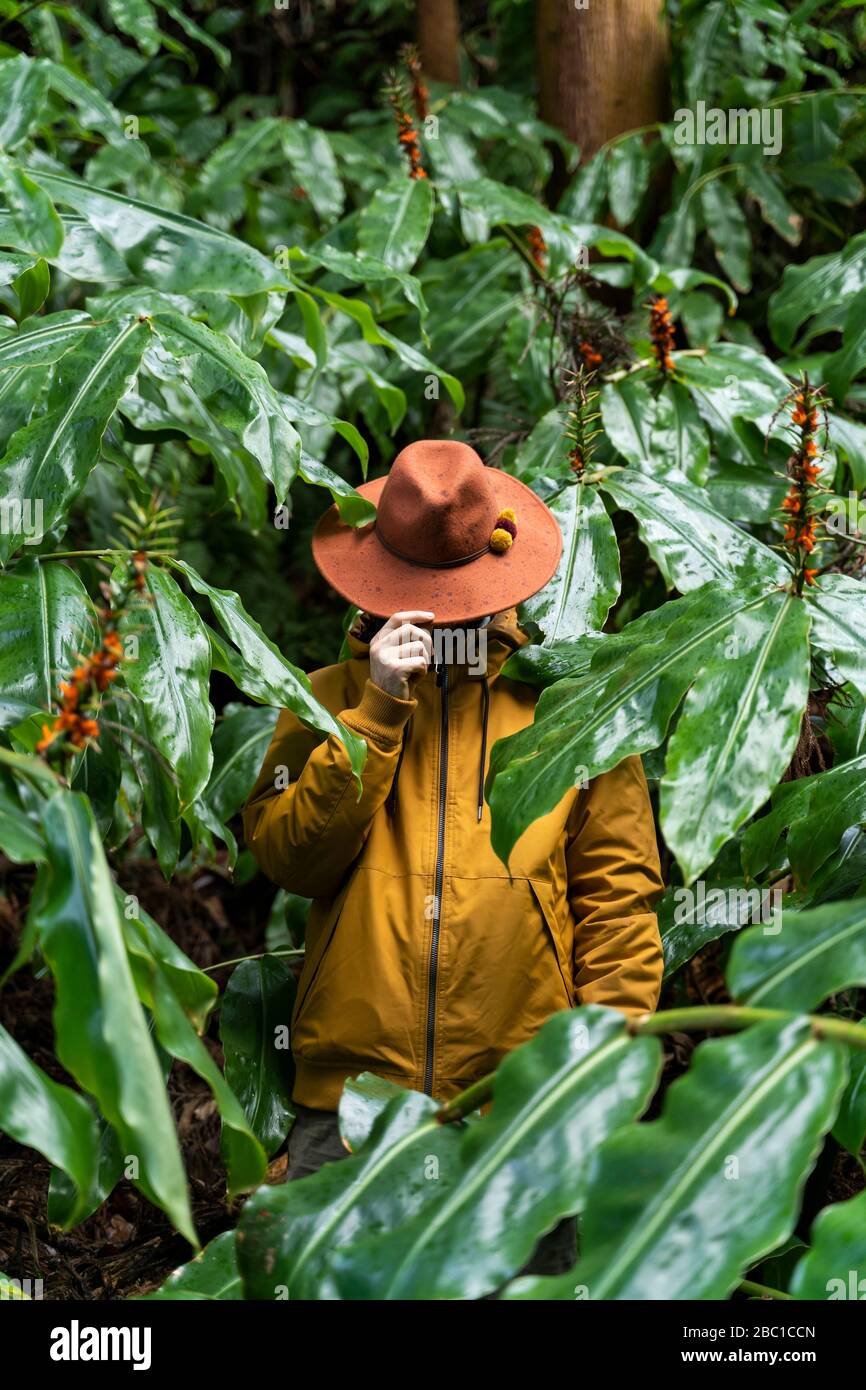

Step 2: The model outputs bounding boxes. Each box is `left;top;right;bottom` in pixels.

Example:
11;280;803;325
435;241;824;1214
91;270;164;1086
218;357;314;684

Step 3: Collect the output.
435;1005;866;1123
40;549;174;560
738;1278;793;1301
499;224;549;283
203;948;305;974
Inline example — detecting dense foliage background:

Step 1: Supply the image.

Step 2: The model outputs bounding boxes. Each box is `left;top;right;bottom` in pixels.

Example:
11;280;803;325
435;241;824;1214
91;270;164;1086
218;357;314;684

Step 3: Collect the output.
1;0;866;1301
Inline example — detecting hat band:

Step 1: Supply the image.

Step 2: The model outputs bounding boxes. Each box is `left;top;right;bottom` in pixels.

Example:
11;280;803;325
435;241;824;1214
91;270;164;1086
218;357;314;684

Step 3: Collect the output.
373;523;492;569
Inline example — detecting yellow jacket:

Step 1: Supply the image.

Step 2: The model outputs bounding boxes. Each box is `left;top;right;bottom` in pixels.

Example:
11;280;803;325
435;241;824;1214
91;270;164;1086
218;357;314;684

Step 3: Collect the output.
243;610;664;1108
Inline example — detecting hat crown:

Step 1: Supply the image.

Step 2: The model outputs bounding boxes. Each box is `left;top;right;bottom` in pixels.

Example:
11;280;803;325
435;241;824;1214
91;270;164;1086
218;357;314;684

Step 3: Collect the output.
376;441;496;565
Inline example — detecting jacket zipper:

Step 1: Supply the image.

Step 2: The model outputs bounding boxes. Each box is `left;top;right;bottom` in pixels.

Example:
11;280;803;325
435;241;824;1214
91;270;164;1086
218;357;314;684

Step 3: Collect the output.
424;663;449;1095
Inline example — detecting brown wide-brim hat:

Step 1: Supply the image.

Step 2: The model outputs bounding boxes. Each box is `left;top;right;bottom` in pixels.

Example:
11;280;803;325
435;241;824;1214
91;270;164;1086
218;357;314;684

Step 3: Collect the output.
312;440;563;625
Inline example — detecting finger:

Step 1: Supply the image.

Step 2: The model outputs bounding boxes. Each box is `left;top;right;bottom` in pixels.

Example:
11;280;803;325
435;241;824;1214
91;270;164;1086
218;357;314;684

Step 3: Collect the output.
401;657;429;676
393;640;429;662
388;610;435;628
397;624;434;654
385;622;432;653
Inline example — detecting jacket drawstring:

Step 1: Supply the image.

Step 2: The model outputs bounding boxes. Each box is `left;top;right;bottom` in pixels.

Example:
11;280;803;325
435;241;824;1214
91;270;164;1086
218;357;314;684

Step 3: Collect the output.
385;678;490;821
477;677;490;822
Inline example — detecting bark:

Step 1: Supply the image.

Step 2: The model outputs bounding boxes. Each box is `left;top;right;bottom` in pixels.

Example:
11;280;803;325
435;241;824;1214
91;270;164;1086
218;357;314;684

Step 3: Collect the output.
536;0;669;154
417;0;461;85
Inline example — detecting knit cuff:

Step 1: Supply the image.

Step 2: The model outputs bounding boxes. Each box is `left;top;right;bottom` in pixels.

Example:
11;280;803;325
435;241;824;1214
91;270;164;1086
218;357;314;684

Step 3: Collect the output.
340;679;416;748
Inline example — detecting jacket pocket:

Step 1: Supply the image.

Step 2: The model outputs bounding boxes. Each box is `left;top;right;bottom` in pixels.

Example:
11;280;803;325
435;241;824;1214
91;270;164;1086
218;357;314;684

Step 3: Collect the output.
292;882;351;1029
528;878;574;1008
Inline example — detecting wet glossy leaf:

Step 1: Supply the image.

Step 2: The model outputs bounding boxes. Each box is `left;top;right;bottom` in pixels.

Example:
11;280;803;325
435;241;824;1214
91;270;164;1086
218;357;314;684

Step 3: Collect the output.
172;559;366;784
220;956;296;1157
0;1020;98;1228
728;899;866;1010
143;1231;242;1300
27;169;284;295
0;559;95;730
118;566;214;812
602;470;788;592
660;593;810;884
790;1190;866;1300
331;1009;661;1300
488;583;777;865
33;790;195;1243
0;316;148;562
742;752;866;885
519;483;620;644
359;176;434;273
506;1019;845;1300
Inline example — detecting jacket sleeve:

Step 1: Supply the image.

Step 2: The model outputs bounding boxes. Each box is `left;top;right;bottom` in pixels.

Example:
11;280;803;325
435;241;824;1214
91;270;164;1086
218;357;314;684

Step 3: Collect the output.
242;675;416;898
565;754;665;1016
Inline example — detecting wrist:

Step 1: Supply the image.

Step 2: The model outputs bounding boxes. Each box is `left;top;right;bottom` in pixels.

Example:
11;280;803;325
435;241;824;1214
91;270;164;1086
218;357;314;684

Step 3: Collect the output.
341;679;416;747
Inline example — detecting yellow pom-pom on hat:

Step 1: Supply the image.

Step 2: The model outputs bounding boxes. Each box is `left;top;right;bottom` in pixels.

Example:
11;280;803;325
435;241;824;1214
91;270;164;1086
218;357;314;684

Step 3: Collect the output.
490;507;517;553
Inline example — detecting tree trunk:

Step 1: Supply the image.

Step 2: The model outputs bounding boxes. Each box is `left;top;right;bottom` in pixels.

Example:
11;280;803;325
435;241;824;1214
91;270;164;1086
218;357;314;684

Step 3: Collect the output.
417;0;461;85
536;0;668;155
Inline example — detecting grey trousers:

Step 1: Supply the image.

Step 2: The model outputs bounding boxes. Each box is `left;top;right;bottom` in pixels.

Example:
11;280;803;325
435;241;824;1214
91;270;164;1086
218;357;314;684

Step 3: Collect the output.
286;1102;578;1291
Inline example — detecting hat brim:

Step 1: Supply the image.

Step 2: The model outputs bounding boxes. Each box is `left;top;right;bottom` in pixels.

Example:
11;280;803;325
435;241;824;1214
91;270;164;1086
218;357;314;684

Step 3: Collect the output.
312;467;563;625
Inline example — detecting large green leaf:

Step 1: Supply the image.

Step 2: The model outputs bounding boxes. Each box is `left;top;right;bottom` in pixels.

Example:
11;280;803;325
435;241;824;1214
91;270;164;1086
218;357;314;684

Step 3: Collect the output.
673;342;792;422
143;1231;242;1301
727;900;866;1010
123;912;266;1197
204;703;278;825
701;179;751;292
832;1048;866;1158
281;119;344;222
769;230;866;350
309;286;464;410
220;955;296;1158
607;134;651;226
807;573;866;689
742;752;866;885
602;469;788;593
488;582;777;865
26;169;285;295
197;119;282;194
32;790;195;1243
601;378;711;483
121;893;216;1033
0;766;46;863
660;592;811;884
0;310;93;370
237;1090;463;1300
0;55;50;149
106;0;160;55
518;483;620;645
290;243;428;322
118;565;214;812
790;1190;866;1300
331;1009;661;1301
170;559;366;783
147;312;301;503
0;1020;98;1228
0;559;94;730
506;1019;846;1300
0;316;148;562
358;176;434;273
0;155;64;258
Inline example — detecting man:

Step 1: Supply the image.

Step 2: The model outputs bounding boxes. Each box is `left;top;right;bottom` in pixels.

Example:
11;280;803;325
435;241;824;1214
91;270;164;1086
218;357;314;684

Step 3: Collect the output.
243;440;664;1277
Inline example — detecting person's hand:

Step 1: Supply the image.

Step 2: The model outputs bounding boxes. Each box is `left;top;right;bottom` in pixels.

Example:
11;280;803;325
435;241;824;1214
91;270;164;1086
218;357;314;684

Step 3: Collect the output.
369;610;434;699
